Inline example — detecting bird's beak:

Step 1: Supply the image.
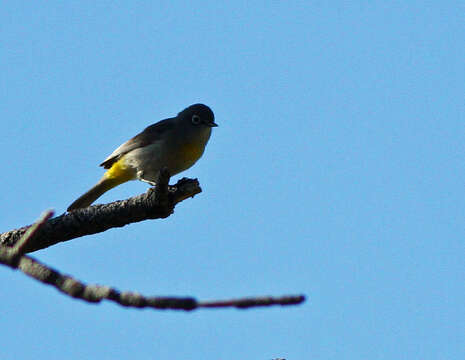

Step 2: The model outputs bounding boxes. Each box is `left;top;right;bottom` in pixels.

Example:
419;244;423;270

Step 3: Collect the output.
209;121;218;127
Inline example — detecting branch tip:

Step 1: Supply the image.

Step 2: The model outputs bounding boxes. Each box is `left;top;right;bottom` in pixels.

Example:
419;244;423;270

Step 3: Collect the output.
10;210;55;260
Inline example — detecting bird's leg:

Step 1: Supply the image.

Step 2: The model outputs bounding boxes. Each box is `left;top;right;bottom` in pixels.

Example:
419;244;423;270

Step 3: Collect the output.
138;170;157;186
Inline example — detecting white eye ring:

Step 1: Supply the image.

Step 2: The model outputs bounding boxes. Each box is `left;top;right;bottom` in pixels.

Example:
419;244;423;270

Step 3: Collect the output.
191;115;201;125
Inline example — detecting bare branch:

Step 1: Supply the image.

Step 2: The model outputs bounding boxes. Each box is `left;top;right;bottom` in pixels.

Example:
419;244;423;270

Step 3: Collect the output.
1;172;307;311
1;170;201;253
0;248;305;311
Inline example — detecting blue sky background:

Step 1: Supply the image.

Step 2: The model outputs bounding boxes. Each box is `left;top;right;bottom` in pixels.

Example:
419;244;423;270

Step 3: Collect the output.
1;1;463;359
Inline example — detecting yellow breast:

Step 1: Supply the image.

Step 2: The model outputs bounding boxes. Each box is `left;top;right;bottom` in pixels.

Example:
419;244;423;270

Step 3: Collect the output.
164;141;206;175
179;142;205;163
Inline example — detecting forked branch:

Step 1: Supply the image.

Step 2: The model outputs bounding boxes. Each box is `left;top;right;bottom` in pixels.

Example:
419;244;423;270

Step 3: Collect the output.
0;170;306;311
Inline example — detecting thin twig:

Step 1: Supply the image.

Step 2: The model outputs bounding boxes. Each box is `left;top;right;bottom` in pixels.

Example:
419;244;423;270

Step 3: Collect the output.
198;295;306;309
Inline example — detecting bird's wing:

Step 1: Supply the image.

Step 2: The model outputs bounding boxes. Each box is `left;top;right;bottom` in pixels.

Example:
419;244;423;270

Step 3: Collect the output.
99;118;175;169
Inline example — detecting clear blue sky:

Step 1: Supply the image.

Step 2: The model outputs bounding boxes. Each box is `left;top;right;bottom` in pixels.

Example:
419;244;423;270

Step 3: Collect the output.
1;1;463;359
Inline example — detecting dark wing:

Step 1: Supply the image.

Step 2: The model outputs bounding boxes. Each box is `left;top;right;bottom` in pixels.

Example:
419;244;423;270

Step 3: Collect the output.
99;118;175;169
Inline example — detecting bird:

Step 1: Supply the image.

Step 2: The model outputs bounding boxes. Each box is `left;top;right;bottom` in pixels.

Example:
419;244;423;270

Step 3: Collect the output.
67;103;217;211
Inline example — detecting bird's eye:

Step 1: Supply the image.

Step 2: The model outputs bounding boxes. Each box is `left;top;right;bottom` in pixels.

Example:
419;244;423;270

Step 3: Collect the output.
191;114;201;125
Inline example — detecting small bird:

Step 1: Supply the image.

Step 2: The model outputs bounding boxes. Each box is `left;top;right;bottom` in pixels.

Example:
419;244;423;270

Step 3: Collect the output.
67;103;217;211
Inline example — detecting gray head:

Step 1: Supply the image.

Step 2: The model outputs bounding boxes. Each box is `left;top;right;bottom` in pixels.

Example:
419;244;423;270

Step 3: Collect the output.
178;104;217;128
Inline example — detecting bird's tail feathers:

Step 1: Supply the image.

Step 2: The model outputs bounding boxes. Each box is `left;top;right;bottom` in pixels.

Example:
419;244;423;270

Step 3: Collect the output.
67;177;124;211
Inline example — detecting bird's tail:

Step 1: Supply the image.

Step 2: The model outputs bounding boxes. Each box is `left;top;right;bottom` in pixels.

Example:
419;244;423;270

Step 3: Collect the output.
67;157;136;211
67;177;126;211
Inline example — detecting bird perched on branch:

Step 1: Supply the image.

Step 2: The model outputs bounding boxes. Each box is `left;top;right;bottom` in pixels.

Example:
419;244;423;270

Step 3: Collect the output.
67;103;217;211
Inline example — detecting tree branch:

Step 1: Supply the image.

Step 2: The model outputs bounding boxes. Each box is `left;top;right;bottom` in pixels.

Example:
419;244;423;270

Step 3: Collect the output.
1;171;307;311
1;169;201;253
0;248;305;311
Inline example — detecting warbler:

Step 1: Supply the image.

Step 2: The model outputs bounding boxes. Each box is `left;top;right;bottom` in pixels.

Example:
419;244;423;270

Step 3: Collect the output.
67;103;217;211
